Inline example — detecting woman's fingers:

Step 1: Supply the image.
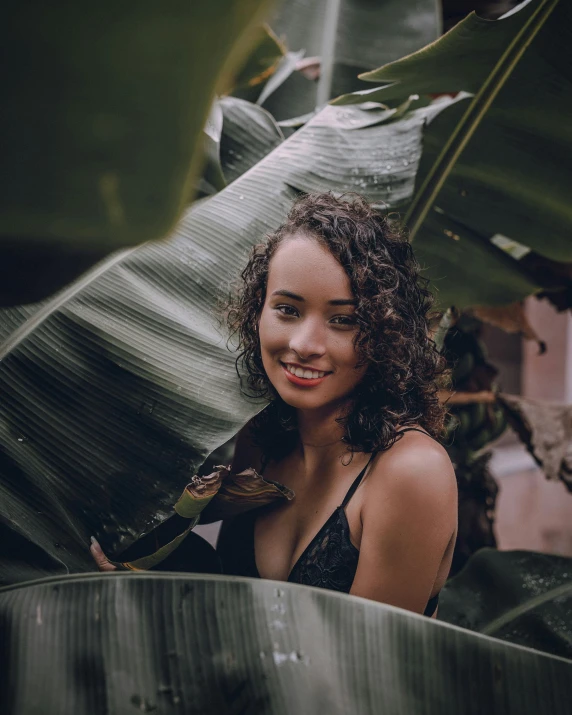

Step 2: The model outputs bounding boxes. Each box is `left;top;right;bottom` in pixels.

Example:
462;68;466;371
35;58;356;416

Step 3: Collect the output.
90;536;117;572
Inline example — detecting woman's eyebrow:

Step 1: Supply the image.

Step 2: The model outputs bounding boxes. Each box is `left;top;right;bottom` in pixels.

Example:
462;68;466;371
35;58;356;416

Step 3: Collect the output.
271;290;356;306
271;289;304;301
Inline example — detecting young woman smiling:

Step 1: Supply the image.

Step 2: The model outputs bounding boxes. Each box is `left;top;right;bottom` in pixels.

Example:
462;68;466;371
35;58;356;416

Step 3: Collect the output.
216;193;457;617
91;193;457;618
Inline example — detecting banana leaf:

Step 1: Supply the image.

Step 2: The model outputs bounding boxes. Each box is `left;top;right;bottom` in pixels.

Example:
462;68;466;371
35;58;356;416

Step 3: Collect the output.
0;0;270;307
0;99;456;584
1;572;571;714
4;0;570;577
262;0;441;120
195;97;284;197
333;0;572;307
440;548;572;660
219;97;285;184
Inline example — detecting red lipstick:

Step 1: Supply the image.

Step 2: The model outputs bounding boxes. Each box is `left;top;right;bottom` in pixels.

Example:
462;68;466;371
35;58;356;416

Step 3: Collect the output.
281;363;330;388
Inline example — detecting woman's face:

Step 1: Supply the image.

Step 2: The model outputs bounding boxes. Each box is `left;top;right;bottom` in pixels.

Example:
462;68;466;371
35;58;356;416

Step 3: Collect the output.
258;233;367;412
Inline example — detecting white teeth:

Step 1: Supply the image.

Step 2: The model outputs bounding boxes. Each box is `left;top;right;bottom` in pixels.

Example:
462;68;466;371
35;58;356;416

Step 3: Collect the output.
285;364;326;379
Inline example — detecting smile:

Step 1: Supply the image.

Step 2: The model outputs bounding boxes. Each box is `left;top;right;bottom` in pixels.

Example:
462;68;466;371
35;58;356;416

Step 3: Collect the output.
281;362;331;387
284;363;327;379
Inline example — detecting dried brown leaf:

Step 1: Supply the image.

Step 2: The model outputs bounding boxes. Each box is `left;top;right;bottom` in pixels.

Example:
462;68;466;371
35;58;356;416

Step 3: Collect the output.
471;302;546;353
498;393;572;491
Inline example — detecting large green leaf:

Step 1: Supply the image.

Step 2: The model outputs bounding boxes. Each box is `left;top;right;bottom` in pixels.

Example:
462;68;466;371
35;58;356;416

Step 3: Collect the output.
1;573;571;713
0;0;270;307
332;0;572;306
219;97;285;184
262;0;441;120
0;100;451;584
440;549;572;660
195;97;284;197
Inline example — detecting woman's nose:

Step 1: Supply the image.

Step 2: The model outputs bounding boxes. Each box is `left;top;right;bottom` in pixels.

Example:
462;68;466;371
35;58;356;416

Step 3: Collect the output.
289;319;326;359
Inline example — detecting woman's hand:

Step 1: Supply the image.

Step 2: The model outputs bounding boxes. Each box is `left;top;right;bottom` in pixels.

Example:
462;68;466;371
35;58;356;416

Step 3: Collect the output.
90;536;117;572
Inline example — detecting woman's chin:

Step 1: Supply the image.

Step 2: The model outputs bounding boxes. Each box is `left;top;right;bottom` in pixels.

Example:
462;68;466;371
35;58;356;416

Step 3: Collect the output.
273;384;342;412
270;383;325;410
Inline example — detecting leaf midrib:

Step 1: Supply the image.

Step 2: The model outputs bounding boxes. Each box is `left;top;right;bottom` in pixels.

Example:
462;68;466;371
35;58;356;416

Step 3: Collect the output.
405;0;561;241
482;581;572;638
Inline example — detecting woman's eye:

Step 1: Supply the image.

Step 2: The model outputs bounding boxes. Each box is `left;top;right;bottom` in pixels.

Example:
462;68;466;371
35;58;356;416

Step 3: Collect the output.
275;304;299;317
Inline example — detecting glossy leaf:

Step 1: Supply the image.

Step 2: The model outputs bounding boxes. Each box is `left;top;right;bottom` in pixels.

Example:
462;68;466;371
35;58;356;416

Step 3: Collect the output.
219;97;285;184
0;0;270;306
440;548;572;660
0;100;446;584
333;0;572;306
1;573;571;714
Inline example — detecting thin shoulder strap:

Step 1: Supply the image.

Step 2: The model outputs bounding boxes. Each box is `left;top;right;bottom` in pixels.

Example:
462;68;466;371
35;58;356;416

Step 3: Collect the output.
398;427;430;437
341;428;430;508
341;453;377;508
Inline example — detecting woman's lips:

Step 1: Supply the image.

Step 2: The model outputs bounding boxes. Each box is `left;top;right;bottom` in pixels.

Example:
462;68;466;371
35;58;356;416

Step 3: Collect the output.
281;363;330;388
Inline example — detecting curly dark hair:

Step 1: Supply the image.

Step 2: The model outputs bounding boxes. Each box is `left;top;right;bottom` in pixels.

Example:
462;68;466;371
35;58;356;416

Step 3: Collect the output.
227;192;448;460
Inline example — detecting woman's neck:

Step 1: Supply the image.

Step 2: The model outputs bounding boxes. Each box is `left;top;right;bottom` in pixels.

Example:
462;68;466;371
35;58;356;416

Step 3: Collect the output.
294;404;350;475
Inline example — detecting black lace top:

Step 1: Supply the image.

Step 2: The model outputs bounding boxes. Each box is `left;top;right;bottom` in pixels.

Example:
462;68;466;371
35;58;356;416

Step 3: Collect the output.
217;428;440;617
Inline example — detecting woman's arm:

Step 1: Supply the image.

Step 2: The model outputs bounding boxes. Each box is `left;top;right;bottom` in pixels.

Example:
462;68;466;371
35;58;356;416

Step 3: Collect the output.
350;438;457;614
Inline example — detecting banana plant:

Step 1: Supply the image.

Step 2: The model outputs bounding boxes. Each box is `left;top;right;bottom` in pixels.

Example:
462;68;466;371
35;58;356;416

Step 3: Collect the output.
261;0;441;120
3;0;572;583
334;0;572;309
441;548;572;660
0;96;452;585
1;568;571;714
0;0;272;307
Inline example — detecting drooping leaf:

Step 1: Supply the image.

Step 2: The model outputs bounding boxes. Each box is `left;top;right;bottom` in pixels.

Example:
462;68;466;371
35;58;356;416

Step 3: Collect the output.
195;102;227;198
413;206;540;309
440;548;572;660
1;573;572;713
404;0;560;242
0;100;450;584
333;0;572;307
0;0;272;307
470;302;544;348
334;0;553;103
219;97;285;184
196;97;285;198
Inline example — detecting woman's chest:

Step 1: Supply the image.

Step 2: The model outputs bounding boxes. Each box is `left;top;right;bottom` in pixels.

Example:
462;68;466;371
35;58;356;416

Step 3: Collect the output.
253;477;364;582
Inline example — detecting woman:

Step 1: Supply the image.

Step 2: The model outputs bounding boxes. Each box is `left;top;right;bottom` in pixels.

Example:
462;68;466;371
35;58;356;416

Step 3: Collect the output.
92;192;457;617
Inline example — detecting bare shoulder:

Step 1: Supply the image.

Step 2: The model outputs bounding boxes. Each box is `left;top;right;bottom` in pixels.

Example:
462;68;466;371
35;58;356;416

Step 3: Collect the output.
363;430;457;515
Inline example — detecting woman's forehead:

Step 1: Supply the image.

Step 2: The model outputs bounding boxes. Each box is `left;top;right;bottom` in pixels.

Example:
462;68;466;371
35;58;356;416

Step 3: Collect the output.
268;236;353;299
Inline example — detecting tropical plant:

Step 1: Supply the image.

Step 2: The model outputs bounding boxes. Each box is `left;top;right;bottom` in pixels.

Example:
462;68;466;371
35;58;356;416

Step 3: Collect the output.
1;570;572;714
334;0;572;310
0;0;272;307
1;1;572;700
441;548;572;660
0;0;446;584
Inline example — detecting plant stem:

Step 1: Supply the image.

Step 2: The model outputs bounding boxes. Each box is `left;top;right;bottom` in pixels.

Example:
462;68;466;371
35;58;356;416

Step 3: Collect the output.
316;0;342;108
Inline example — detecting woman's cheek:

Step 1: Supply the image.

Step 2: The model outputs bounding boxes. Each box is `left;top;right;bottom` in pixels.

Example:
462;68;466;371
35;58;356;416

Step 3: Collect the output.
259;311;287;355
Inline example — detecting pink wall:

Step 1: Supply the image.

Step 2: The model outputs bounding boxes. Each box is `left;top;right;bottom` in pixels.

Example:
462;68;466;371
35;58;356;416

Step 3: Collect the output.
492;297;572;557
